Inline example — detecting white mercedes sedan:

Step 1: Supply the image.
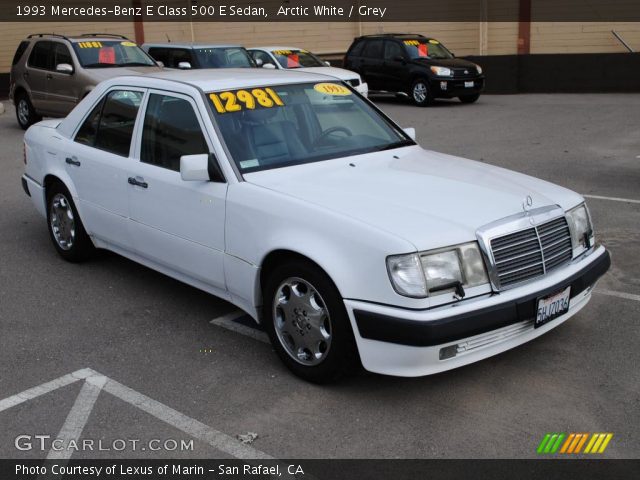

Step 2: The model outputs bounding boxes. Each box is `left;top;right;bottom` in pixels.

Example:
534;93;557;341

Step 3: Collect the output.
21;69;610;382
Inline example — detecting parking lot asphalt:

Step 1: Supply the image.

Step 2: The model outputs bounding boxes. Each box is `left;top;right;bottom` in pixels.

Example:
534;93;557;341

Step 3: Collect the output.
0;94;638;460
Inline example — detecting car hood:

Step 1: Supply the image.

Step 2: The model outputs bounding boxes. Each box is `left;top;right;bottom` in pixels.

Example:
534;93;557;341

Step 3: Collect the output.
292;66;360;81
86;65;162;81
244;146;583;251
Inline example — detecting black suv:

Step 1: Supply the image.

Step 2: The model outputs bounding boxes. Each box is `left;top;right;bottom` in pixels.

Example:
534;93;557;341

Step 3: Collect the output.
344;34;484;106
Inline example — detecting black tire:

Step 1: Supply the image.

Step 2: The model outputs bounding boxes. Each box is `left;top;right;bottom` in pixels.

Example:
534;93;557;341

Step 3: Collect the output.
459;93;480;104
46;181;95;262
15;92;41;130
262;259;359;383
410;78;434;107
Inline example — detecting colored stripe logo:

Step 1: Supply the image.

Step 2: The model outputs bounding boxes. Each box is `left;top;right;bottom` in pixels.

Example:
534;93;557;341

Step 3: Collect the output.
537;433;613;454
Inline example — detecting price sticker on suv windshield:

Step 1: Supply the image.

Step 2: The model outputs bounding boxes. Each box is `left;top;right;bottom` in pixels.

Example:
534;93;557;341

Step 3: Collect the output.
208;88;285;114
313;83;352;96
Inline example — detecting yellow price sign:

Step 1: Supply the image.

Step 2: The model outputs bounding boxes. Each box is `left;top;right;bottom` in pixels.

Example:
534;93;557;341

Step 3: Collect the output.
428;39;440;45
403;40;420;46
273;50;293;56
121;41;137;47
208;88;285;114
313;83;352;96
77;41;103;48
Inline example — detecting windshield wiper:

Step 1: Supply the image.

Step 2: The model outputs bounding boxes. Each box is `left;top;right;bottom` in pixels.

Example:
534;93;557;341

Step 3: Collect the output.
83;63;118;68
115;62;155;67
376;139;415;151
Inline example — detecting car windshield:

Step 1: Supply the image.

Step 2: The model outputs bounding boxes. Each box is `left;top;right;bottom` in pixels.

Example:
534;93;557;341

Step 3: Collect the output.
208;81;412;174
271;49;325;69
195;48;254;68
72;40;156;68
403;39;454;60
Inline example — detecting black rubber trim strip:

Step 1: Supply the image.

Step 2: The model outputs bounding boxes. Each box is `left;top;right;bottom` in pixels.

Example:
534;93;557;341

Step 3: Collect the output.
354;249;611;347
21;176;30;197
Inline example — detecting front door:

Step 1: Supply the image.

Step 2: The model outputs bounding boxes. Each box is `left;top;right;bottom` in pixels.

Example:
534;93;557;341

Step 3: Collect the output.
127;91;228;291
46;42;78;115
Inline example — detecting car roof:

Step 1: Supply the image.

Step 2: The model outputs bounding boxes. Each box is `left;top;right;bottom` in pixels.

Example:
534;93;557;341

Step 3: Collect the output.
143;42;242;49
251;46;307;52
110;68;337;91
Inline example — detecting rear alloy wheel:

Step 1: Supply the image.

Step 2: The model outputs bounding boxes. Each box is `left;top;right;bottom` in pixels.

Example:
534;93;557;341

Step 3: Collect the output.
459;93;480;104
411;78;433;107
15;93;41;130
46;182;94;262
263;260;359;383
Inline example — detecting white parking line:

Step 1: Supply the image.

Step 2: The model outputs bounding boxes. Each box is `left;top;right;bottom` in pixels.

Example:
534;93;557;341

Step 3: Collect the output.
47;374;107;460
210;310;270;344
595;289;640;302
0;368;273;461
583;194;640;204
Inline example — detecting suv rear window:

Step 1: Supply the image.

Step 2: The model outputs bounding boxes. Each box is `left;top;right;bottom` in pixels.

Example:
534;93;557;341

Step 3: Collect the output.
12;41;30;66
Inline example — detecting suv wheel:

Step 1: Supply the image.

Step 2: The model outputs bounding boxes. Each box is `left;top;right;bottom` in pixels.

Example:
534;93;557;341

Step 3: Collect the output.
15;93;41;130
411;78;433;107
262;259;359;383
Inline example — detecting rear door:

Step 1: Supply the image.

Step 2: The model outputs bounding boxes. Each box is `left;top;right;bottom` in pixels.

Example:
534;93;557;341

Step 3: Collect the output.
359;39;385;90
25;40;52;111
65;89;145;250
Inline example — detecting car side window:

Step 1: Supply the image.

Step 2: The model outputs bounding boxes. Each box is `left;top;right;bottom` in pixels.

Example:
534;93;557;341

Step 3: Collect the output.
148;47;169;65
140;94;208;172
53;43;73;68
75;98;105;146
28;41;53;70
92;90;143;156
384;41;405;61
362;40;383;58
348;40;364;57
252;51;275;67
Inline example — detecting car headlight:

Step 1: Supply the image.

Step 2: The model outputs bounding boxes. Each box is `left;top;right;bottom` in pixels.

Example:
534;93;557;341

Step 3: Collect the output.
387;242;489;298
475;64;483;74
566;203;594;255
430;66;452;76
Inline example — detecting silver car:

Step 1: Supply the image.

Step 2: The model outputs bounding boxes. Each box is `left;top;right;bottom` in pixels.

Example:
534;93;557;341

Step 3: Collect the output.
10;33;162;129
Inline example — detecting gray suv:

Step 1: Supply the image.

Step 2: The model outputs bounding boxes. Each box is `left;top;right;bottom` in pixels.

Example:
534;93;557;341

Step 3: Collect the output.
10;33;162;129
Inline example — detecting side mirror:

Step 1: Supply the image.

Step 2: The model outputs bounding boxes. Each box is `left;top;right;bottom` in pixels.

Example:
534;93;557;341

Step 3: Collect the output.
393;55;406;63
254;58;264;67
180;153;225;182
56;63;74;74
180;154;210;181
403;127;416;140
262;63;276;69
324;60;331;66
178;61;192;70
156;60;165;68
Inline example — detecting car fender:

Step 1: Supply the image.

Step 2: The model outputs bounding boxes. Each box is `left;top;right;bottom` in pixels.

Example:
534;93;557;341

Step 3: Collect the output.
224;183;422;311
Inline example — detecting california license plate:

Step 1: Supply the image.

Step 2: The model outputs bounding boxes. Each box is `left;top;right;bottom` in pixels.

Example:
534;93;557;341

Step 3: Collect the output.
535;286;571;328
464;81;474;88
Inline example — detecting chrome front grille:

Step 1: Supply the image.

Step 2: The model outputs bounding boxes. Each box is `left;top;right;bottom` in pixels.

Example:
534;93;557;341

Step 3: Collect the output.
490;216;572;288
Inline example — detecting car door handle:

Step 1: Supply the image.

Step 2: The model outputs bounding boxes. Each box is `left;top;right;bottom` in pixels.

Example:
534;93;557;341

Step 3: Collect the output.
65;157;81;167
23;72;29;79
128;177;148;189
46;74;53;80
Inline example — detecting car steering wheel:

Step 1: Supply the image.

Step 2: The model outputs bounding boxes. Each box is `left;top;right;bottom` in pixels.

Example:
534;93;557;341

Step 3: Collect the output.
314;126;353;146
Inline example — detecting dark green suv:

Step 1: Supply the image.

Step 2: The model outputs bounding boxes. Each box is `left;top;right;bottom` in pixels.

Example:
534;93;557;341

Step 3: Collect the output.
344;33;484;106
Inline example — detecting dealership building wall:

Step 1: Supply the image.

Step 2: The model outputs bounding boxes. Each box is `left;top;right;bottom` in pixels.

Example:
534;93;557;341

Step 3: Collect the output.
0;21;639;96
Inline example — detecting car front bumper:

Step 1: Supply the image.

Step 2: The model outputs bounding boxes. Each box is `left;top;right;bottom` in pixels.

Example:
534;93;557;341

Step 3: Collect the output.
345;246;610;377
430;75;484;98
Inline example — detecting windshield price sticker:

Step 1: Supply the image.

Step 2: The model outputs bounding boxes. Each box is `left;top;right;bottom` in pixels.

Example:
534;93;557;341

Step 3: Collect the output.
313;83;352;96
209;88;285;114
429;39;440;44
404;40;421;46
121;41;137;47
273;50;294;56
77;41;103;48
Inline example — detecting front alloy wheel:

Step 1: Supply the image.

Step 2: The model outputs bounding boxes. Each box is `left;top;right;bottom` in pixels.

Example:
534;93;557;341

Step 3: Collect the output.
263;259;359;383
411;78;433;107
273;277;332;366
